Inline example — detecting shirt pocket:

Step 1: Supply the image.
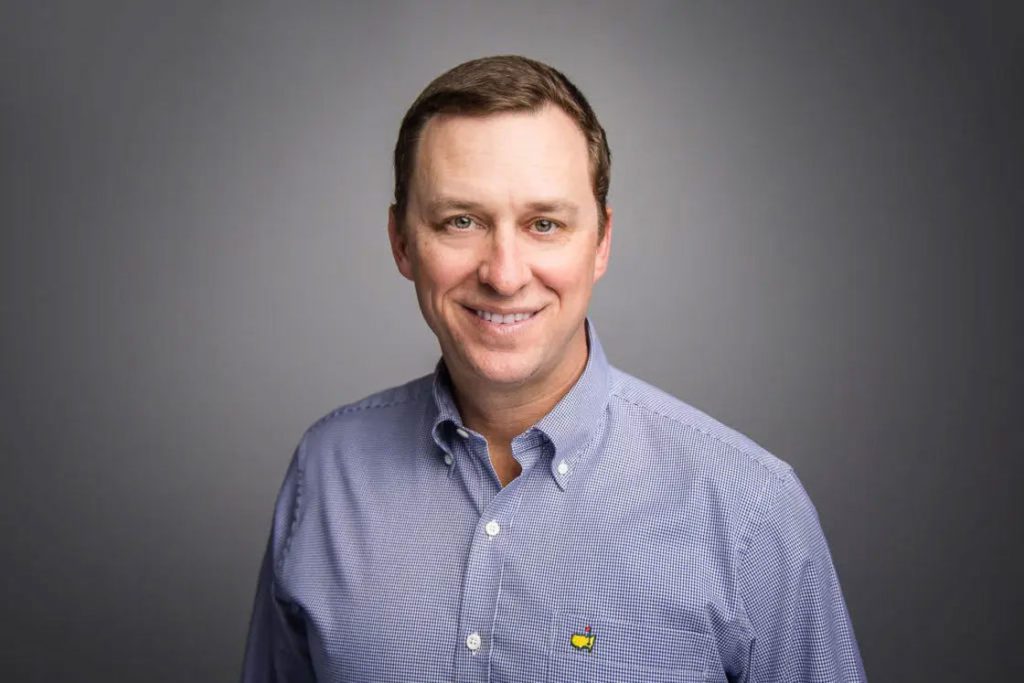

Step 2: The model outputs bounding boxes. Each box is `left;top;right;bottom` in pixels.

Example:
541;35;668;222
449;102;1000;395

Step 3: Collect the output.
546;611;717;683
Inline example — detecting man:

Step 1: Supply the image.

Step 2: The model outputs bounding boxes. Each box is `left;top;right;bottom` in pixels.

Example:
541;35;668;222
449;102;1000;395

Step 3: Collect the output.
242;55;866;682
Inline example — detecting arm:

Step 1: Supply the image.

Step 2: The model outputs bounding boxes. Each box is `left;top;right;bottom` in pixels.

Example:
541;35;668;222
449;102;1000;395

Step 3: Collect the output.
737;470;867;682
240;447;317;683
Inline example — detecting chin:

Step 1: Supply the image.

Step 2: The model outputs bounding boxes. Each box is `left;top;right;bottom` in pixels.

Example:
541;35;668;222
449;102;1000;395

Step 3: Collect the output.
465;350;542;387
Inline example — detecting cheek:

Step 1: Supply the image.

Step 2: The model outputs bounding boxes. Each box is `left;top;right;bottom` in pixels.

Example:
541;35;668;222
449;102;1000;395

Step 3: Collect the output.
532;248;597;297
413;240;479;294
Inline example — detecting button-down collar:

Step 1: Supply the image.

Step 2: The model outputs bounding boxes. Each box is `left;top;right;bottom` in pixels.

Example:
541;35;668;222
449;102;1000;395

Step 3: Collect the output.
429;318;610;489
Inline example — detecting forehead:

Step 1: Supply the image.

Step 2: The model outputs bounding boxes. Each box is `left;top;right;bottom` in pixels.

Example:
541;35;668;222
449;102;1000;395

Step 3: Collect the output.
411;105;592;204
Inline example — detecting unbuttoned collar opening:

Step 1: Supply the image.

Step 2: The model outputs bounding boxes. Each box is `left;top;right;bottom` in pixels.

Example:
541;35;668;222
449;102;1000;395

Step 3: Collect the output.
428;318;611;490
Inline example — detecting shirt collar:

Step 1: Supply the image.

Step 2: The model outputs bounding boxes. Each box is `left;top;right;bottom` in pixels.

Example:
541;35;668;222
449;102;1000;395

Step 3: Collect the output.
429;318;611;490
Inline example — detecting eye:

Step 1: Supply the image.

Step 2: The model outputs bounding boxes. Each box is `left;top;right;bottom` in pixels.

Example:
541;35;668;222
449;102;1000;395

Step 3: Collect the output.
533;219;558;234
447;215;476;231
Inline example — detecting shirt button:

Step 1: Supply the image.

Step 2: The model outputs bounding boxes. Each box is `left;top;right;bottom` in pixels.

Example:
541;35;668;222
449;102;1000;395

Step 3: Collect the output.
466;631;481;651
484;520;501;537
557;460;569;475
443;453;453;466
455;427;469;439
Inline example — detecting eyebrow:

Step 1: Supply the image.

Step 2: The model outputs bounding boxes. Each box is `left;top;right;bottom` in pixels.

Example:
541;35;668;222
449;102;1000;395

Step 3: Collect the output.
523;199;580;216
425;198;485;214
425;196;580;216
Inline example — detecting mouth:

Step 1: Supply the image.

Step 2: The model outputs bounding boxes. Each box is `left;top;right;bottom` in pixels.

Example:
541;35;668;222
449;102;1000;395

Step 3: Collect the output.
462;304;544;329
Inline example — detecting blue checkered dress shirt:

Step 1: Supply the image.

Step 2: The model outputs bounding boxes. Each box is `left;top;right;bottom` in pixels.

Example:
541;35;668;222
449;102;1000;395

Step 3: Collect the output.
242;320;866;682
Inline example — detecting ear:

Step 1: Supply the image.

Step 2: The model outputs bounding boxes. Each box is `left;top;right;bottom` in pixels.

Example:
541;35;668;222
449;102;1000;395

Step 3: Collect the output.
593;205;613;282
388;204;415;281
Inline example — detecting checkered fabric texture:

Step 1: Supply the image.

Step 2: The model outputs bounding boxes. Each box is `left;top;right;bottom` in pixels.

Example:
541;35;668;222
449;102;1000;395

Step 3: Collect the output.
242;320;866;682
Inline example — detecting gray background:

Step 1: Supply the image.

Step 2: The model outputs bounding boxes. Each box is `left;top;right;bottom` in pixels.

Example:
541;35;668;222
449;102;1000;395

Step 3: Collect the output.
2;1;1020;681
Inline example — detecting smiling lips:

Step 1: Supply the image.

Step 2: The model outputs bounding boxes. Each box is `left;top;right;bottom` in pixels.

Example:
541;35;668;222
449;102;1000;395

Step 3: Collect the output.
469;306;540;325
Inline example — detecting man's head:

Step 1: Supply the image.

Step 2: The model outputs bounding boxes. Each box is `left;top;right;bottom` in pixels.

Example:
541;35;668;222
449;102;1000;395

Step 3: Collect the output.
387;55;613;393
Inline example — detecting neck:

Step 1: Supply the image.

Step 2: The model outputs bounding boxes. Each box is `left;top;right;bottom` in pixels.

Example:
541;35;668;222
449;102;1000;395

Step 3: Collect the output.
448;324;590;444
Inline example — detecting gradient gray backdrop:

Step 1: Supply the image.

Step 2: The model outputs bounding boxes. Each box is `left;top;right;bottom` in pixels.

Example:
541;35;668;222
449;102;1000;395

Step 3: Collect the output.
2;2;1021;681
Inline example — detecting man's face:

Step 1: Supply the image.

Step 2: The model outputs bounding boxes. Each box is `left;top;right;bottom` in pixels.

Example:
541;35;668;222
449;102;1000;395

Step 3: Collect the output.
388;104;612;390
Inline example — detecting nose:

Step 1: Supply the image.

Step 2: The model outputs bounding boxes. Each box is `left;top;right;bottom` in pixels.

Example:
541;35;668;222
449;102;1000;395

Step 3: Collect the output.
477;226;531;296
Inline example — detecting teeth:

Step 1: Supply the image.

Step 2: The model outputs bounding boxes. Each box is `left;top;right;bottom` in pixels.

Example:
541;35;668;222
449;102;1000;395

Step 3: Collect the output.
474;309;535;324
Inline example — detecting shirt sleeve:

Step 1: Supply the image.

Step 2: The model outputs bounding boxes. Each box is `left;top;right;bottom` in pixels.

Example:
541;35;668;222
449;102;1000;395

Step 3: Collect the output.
240;445;317;683
737;469;867;682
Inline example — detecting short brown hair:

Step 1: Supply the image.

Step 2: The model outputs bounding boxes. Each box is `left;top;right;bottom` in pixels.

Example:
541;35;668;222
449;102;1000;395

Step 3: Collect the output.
392;55;611;238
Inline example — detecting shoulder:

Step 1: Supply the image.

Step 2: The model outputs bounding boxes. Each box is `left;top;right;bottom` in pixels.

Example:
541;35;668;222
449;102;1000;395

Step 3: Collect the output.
266;373;436;568
292;372;435;465
607;366;793;480
604;366;800;535
604;367;823;559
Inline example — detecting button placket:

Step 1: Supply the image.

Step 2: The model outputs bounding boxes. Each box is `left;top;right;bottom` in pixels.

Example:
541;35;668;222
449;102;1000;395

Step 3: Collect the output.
453;472;527;680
